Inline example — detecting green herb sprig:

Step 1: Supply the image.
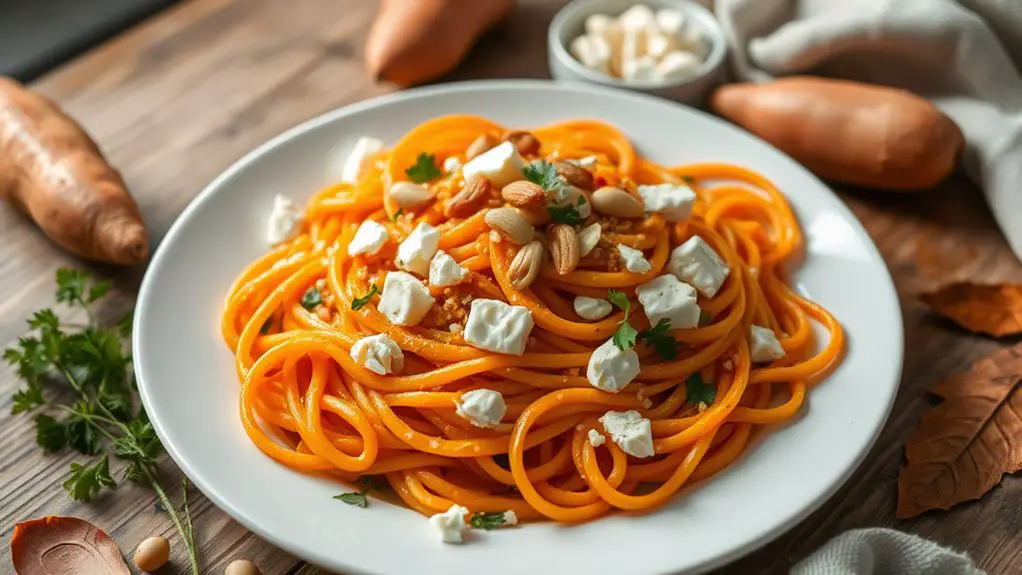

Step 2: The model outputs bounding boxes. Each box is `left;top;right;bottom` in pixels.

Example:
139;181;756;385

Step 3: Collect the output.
5;269;200;575
685;373;716;408
334;476;383;508
351;284;380;311
638;319;679;360
523;161;588;225
607;289;638;350
405;153;442;183
470;511;510;530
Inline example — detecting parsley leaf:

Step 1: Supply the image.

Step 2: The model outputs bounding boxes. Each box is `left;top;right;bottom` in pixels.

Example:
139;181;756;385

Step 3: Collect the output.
405;153;442;183
55;268;89;306
12;383;45;414
334;492;368;508
390;209;403;222
685;373;716;407
88;280;111;303
35;414;67;451
29;309;60;331
681;175;696;184
116;311;134;337
638;319;678;360
547;203;586;226
113;418;162;483
698;309;712;326
63;455;117;502
65;401;104;455
301;287;322;310
351;284;380;311
608;290;638;350
522;160;561;192
470;511;508;530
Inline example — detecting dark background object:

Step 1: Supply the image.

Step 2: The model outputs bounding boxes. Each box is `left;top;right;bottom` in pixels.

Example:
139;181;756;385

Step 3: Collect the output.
0;0;179;81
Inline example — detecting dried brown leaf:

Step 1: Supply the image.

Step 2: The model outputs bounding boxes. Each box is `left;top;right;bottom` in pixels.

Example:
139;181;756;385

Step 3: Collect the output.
897;345;1022;518
920;282;1022;337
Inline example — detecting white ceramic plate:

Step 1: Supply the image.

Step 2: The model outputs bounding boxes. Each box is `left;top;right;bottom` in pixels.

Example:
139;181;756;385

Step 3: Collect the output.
134;81;903;575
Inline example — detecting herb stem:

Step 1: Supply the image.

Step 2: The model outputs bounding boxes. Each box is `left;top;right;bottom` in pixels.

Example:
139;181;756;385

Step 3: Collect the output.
148;471;199;575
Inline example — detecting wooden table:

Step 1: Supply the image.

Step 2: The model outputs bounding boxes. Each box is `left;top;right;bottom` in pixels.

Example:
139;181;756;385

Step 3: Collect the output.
2;1;1020;573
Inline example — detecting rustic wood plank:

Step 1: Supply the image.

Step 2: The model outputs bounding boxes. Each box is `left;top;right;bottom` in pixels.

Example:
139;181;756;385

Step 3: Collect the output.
2;0;1021;574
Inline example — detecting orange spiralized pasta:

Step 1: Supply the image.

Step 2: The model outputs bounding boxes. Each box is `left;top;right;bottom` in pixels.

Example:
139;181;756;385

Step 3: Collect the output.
222;116;844;525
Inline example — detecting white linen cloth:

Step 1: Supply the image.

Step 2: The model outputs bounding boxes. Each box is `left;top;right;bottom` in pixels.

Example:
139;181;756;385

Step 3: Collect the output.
793;528;984;574
710;0;1022;261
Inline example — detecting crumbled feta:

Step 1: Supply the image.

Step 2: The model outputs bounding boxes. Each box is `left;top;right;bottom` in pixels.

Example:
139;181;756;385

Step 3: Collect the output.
586;339;641;393
617;243;651;274
266;194;303;245
347;220;389;257
339;136;384;183
574;296;613;321
396;222;440;276
429;250;468;287
463;299;535;356
502;510;518;526
669;236;730;298
449;323;463;334
579;223;601;257
587;428;606;447
623;55;658;82
655;9;686;36
549;184;592;218
349;333;404;375
645;32;673;60
378;271;434;326
636;275;700;329
637;183;696;222
461;141;526;189
619;4;655;31
750;325;786;363
443;156;461;173
570;34;612;74
429;504;469;543
599;410;655;458
585;13;620;38
455;389;506;428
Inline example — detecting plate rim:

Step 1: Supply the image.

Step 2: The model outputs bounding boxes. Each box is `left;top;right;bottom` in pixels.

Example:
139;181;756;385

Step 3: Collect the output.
134;79;904;575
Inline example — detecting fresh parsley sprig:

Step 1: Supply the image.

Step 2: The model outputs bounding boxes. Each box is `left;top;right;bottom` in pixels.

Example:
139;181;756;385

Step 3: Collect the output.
301;287;322;310
470;511;510;530
351;284;380;311
523;161;588;225
607;289;638;350
334;476;383;508
405;153;442;183
685;373;716;408
5;268;200;575
638;319;679;360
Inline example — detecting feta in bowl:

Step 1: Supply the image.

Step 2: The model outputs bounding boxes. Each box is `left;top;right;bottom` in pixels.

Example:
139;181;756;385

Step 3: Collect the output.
548;0;728;107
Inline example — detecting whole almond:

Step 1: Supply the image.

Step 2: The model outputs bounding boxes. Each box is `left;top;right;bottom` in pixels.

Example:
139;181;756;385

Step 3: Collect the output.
466;134;499;160
446;176;491;217
485;207;535;245
548;224;580;275
578;223;602;257
387;181;433;209
591;186;645;218
508;241;544;290
555;162;595;191
516;205;550;226
506;130;541;156
501;180;546;208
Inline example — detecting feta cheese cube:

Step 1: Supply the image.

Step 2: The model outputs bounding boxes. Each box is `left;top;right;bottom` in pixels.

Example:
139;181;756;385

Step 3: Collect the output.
622;55;659;82
349;333;404;375
549;185;592;218
579;223;601;257
455;389;507;428
619;4;655;31
587;338;641;393
636;275;700;329
463;299;535;356
637;183;696;222
395;222;440;276
585;13;619;37
574;296;613;321
443;156;461;174
655;9;686;37
429;250;468;287
669;236;730;298
570;34;612;74
378;271;434;326
266;194;303;245
657;50;702;82
462;141;526;189
588;428;606;447
347;220;389;257
646;32;674;60
617;243;652;274
599;410;655;458
750;325;786;363
337;136;384;183
679;26;709;60
429;504;469;543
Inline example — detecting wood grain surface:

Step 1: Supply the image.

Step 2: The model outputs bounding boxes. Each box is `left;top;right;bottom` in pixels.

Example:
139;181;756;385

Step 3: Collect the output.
2;0;1020;573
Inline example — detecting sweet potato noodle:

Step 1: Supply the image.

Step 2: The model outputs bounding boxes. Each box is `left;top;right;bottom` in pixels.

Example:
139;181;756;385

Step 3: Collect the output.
221;116;843;522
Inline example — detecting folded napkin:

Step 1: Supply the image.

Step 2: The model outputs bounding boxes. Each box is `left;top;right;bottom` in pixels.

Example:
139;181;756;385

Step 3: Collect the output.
710;0;1022;261
793;528;984;574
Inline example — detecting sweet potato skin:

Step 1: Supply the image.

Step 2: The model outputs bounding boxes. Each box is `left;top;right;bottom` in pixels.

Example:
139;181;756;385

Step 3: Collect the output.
711;77;963;191
365;0;515;88
0;77;148;265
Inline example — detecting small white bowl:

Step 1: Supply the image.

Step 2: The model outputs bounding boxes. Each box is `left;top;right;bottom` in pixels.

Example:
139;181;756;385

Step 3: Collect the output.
548;0;729;107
